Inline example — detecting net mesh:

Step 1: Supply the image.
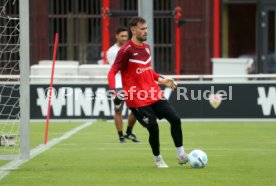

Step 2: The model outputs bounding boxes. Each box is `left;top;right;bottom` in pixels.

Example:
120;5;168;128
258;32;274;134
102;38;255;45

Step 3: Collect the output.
0;0;20;157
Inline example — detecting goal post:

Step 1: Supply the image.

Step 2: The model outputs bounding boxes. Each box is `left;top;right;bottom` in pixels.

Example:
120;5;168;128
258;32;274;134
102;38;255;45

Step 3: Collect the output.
0;0;30;160
19;0;30;160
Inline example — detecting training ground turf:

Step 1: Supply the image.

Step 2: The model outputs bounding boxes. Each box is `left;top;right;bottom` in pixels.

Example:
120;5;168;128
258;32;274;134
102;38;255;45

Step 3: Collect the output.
0;121;276;186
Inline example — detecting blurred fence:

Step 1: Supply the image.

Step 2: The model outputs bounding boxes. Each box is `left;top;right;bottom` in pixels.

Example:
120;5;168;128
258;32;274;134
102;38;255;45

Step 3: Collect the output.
47;0;212;74
2;0;213;74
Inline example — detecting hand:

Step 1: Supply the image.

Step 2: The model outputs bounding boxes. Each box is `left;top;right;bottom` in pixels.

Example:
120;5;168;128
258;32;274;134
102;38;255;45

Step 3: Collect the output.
159;78;177;90
165;78;177;90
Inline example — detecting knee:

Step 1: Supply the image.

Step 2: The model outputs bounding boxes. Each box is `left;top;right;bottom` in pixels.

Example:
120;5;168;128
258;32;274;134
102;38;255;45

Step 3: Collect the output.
170;115;181;126
147;123;159;133
115;110;122;115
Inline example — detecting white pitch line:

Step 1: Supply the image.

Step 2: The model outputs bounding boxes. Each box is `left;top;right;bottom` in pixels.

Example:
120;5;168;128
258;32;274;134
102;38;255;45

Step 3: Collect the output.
0;120;95;181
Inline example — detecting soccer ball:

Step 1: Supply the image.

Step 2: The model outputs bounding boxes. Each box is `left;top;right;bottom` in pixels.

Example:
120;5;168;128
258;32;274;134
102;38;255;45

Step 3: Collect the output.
188;149;208;168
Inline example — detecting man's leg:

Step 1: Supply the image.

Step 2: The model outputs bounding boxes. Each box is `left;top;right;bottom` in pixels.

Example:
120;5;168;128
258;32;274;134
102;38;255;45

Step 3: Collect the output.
114;109;125;143
153;100;182;146
130;107;168;168
146;124;160;156
113;96;125;143
130;107;159;153
125;112;140;142
152;99;188;165
127;112;136;128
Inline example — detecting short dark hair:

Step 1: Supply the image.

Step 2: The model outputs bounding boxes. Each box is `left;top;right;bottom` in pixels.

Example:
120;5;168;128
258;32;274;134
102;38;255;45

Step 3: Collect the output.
116;26;128;35
128;16;146;28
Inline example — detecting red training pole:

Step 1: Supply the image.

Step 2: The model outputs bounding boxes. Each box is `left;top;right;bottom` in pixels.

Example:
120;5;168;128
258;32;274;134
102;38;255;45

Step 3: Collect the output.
44;33;59;145
213;0;221;58
174;6;181;75
102;0;110;64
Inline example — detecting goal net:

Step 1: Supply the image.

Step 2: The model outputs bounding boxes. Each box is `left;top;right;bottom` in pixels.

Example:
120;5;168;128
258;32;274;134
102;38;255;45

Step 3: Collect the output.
0;0;29;160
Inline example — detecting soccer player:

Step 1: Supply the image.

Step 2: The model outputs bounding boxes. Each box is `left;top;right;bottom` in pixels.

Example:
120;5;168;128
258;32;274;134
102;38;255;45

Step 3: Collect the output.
108;17;188;168
107;26;140;143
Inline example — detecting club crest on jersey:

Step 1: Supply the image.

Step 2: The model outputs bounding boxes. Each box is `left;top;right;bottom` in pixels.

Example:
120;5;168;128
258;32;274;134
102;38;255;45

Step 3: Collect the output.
208;93;222;109
145;48;150;55
143;116;149;125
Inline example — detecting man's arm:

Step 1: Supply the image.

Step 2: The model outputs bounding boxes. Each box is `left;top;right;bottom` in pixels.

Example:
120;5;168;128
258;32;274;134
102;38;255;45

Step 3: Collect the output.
151;70;160;81
151;69;177;90
108;48;129;90
157;75;177;90
107;48;115;65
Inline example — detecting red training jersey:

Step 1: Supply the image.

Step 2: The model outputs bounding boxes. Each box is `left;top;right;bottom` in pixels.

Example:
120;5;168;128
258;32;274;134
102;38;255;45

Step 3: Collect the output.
108;40;162;107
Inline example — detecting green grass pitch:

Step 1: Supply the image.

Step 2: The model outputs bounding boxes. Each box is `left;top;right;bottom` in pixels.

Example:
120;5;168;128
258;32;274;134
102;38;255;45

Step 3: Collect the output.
1;121;276;186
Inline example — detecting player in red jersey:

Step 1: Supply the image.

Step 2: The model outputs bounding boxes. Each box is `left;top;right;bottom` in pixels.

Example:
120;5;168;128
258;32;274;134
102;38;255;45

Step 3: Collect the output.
108;16;188;168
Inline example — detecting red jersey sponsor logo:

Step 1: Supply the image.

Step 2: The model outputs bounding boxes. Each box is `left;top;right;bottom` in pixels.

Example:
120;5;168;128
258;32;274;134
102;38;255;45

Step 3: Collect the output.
136;66;152;74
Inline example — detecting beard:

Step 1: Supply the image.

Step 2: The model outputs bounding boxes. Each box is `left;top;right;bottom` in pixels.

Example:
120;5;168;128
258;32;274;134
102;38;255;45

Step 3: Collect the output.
137;35;147;42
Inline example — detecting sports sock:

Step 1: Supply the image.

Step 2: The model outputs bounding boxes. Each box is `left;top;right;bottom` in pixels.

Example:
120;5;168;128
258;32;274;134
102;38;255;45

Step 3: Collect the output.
155;154;162;161
176;146;185;157
118;131;124;138
126;126;133;135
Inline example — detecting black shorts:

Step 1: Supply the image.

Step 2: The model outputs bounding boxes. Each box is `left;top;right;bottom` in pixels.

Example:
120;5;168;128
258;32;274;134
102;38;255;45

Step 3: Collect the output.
130;99;179;128
113;99;124;112
113;88;124;112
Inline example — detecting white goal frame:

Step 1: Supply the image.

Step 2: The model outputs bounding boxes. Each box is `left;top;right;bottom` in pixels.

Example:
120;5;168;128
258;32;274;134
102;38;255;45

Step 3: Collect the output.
0;0;30;161
1;0;31;160
19;0;30;160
